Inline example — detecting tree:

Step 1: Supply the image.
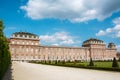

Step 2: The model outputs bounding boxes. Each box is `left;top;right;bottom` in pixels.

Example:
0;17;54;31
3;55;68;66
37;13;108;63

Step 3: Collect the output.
0;20;11;79
118;57;120;62
74;60;76;65
48;60;51;64
112;57;119;68
55;60;57;64
0;20;4;79
62;60;65;64
89;58;94;66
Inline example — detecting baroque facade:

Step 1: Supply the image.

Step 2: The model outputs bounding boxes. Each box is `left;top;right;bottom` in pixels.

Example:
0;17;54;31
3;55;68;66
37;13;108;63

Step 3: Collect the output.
9;32;117;62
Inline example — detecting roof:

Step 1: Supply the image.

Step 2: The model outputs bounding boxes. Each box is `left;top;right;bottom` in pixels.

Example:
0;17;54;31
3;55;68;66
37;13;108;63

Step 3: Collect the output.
12;32;38;37
108;42;115;45
83;38;104;44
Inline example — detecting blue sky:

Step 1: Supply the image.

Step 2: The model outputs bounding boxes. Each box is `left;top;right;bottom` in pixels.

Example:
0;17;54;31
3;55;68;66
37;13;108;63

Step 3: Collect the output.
0;0;120;51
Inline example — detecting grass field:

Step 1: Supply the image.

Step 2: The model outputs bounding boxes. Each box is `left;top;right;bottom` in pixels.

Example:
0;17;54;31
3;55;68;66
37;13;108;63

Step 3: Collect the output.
65;62;120;68
31;61;120;72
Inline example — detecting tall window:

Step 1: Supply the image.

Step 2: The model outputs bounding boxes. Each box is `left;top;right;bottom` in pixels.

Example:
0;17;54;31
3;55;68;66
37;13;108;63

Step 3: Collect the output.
31;49;33;53
12;48;14;51
22;42;25;45
26;48;28;52
12;41;14;44
17;41;19;44
35;49;38;53
22;48;24;53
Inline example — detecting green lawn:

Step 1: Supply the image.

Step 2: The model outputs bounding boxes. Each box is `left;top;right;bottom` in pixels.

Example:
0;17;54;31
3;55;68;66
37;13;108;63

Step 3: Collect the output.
30;61;120;72
65;62;120;68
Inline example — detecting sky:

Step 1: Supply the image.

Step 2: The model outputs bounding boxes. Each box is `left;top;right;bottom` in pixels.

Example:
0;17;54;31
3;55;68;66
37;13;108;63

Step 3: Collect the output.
0;0;120;51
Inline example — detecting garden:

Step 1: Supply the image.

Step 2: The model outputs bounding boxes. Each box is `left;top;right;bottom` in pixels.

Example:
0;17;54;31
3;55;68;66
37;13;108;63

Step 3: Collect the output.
30;58;120;72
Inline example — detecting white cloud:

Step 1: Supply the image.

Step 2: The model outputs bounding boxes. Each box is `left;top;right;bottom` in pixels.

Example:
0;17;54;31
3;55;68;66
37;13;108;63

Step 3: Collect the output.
116;31;120;37
20;0;120;22
96;30;106;36
96;17;120;38
116;45;120;52
113;17;120;25
40;35;56;42
5;27;16;30
113;25;120;31
106;28;112;33
60;39;74;45
51;43;59;46
39;31;80;46
4;27;17;33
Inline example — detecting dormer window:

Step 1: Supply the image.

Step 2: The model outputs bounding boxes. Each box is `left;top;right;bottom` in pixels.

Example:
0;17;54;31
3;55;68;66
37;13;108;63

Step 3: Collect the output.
15;34;17;37
12;34;15;38
27;35;29;38
29;35;32;38
20;34;22;37
11;32;39;40
25;35;27;38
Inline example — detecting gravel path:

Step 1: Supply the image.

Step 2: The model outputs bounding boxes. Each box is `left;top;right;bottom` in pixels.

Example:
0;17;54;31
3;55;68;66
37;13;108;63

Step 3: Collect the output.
11;62;120;80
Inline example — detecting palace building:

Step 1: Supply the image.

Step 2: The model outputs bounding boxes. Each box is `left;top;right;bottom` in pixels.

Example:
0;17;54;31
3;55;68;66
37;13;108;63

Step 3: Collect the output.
9;32;117;62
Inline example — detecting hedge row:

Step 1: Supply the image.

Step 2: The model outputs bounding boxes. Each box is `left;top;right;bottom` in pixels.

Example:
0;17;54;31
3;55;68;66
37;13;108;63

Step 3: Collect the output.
30;60;120;72
0;20;11;80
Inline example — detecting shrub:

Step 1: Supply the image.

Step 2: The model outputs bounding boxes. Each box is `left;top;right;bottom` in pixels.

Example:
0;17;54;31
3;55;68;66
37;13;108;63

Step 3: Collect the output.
55;60;57;64
66;60;71;63
89;58;94;66
74;60;77;65
118;57;120;62
48;60;51;64
62;60;65;64
112;57;119;68
0;20;11;79
57;60;60;63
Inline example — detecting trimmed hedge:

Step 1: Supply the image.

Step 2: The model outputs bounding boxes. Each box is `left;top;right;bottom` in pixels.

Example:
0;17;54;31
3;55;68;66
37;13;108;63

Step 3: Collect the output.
29;60;120;72
112;57;119;68
0;20;11;80
89;58;94;66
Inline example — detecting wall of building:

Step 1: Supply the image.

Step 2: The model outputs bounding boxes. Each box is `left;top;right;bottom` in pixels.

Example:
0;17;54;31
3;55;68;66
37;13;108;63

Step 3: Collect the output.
105;49;117;60
38;46;90;61
10;43;117;62
90;48;106;60
10;44;90;61
9;34;117;62
10;38;39;45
